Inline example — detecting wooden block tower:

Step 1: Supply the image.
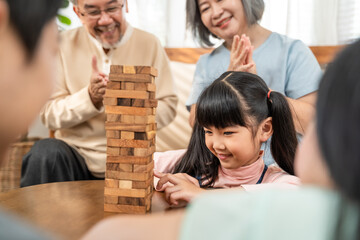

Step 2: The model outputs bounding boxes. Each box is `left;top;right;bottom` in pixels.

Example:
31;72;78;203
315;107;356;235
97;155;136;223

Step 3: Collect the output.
103;65;157;214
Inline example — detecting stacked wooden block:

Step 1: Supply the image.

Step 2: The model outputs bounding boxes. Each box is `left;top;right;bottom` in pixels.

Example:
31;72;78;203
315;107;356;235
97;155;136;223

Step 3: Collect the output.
103;65;157;214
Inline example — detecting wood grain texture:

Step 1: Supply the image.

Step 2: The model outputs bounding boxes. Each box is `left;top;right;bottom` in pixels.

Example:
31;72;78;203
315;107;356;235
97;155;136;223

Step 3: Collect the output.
110;65;158;77
105;170;152;181
105;122;156;132
106;155;153;165
0;181;170;239
109;73;154;83
105;105;154;116
107;138;152;148
104;89;149;99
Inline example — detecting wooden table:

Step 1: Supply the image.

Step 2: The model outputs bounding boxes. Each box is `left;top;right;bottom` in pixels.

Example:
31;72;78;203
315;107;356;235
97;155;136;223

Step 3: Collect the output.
0;180;170;239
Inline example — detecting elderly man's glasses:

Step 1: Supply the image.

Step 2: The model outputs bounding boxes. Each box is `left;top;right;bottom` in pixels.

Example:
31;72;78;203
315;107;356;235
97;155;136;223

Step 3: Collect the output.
79;3;123;19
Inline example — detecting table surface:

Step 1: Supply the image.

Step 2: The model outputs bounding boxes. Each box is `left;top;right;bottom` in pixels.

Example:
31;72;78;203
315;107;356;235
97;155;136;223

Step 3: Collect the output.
0;180;171;240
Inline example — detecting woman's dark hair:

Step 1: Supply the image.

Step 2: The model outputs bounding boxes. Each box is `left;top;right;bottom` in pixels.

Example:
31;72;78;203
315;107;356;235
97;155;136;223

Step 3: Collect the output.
316;40;360;203
174;71;297;186
186;0;265;47
6;0;62;59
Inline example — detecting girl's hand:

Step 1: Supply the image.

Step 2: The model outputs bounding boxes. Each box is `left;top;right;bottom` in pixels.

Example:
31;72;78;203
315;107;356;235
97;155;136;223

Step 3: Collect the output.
154;171;204;207
228;34;257;74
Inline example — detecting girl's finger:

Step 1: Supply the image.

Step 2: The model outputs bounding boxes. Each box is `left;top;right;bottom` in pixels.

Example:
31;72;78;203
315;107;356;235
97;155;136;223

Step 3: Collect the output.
153;170;165;178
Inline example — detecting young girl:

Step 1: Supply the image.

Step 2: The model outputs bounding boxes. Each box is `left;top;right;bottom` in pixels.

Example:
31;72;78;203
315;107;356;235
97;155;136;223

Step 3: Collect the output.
154;71;300;206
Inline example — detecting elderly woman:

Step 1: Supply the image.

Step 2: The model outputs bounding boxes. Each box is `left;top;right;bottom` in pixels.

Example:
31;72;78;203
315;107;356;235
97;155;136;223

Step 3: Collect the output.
186;0;322;164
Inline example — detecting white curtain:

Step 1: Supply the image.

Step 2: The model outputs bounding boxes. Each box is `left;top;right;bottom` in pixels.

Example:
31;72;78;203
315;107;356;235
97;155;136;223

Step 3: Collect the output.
262;0;360;45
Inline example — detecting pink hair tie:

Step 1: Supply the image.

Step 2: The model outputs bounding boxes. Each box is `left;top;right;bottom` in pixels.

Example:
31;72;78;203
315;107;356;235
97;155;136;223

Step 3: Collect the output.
267;89;272;99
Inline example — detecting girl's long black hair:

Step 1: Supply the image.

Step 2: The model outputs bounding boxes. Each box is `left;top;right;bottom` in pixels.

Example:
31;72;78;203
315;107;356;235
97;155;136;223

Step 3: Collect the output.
173;71;298;186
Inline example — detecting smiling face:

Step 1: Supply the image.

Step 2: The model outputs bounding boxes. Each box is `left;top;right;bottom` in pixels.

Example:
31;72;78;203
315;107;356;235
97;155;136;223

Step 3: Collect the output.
197;0;248;42
204;125;264;169
75;0;126;48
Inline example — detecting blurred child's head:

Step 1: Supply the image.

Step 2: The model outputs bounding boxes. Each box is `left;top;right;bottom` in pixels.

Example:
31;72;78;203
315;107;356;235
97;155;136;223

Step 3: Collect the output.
296;40;360;203
197;71;297;174
0;0;62;152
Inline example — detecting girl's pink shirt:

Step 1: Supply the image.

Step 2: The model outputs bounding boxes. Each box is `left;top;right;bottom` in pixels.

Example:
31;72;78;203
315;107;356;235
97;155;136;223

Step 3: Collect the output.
154;149;300;191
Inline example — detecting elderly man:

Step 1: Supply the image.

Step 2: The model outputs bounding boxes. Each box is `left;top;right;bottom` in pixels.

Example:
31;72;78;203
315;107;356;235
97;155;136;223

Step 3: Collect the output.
21;0;178;186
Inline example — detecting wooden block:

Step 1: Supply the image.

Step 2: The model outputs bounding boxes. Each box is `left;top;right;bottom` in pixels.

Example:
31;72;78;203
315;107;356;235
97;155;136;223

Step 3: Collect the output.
107;114;122;122
132;177;153;189
107;114;138;124
117;98;132;106
119;180;133;189
109;73;153;83
121;131;134;140
105;179;119;188
118;197;146;206
146;83;156;92
104;89;149;99
152;108;156;115
133;161;154;173
107;155;153;165
105;171;151;181
120;147;134;156
105;122;156;132
143;99;158;108
110;65;158;77
134;115;156;124
120;82;135;90
146;131;156;140
135;66;158;77
120;115;135;124
119;164;133;172
103;97;117;106
106;81;121;89
104;203;147;214
134;146;155;157
131;99;145;107
104;195;119;204
106;130;120;139
104;186;150;197
107;147;120;156
107;139;151;148
106;163;133;172
134;83;147;91
110;65;123;73
149;92;156;99
123;65;136;74
105;106;153;116
106;163;120;171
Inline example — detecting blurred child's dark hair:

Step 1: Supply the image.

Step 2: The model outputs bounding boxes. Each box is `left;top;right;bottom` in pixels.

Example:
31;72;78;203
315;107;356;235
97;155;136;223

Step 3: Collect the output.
316;40;360;203
174;71;298;186
7;0;62;60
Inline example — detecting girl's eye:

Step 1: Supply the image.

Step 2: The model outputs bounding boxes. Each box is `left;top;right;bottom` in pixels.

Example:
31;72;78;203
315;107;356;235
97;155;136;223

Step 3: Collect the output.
204;130;212;134
224;132;234;136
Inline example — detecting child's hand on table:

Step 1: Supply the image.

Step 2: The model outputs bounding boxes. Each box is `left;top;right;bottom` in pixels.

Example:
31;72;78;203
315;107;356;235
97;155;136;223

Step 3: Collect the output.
154;171;205;207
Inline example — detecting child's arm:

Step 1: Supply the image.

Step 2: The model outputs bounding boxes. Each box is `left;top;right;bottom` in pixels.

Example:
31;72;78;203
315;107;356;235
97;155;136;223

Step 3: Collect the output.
154;171;205;207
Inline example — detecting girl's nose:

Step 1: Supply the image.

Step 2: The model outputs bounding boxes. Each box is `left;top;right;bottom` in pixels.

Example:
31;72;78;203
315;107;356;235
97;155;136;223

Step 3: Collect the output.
213;139;225;151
